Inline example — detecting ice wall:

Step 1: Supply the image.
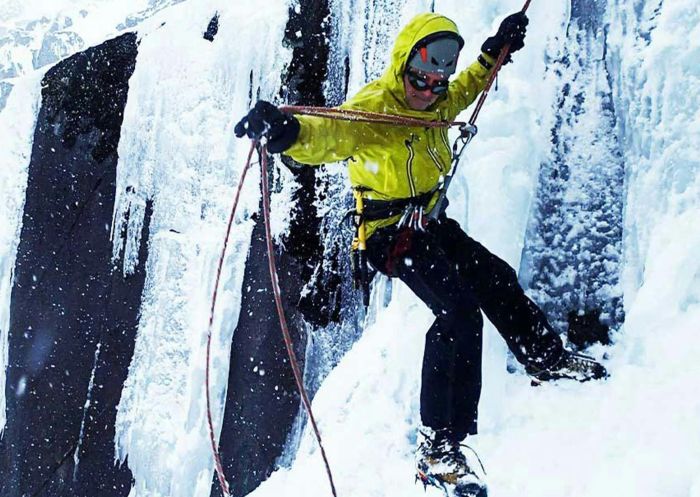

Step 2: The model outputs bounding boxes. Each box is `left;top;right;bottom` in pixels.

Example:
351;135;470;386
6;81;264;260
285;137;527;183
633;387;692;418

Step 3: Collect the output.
110;1;293;496
519;0;625;346
608;0;700;314
1;0;695;496
0;73;42;435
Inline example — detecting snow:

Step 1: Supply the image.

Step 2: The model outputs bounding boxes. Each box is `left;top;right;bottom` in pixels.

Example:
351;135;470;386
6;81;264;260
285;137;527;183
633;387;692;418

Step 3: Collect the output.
0;70;42;435
0;0;698;496
248;291;700;497
248;288;428;497
0;0;162;111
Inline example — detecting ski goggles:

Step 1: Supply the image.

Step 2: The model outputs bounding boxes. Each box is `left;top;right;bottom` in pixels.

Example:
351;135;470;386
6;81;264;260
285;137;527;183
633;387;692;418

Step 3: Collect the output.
406;69;449;95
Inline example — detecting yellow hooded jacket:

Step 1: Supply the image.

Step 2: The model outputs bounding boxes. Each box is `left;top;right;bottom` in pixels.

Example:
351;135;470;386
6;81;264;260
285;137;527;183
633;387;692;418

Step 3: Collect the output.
284;13;494;238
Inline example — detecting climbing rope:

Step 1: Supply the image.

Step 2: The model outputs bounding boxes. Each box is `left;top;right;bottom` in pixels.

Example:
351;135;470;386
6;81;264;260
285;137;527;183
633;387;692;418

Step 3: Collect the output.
281;105;464;128
468;0;532;125
205;1;532;492
259;144;339;496
204;143;257;497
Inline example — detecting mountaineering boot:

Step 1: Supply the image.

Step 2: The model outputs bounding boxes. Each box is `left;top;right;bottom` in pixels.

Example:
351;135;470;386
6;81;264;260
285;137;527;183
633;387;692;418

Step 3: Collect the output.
415;429;487;497
527;349;608;384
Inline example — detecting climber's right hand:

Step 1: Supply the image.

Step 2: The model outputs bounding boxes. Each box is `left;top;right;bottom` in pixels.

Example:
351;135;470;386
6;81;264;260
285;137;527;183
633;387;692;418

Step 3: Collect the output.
234;100;300;153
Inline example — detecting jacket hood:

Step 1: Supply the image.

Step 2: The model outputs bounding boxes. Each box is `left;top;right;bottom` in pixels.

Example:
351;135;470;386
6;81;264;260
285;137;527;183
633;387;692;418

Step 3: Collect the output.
379;13;463;111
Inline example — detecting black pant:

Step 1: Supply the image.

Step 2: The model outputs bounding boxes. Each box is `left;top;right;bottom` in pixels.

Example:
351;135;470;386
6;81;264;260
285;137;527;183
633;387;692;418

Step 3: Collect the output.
366;217;563;439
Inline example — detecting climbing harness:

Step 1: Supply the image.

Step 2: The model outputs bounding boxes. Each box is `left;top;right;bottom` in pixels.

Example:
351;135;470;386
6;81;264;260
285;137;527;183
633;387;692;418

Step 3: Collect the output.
279;106;458;309
345;187;437;304
207;1;531;492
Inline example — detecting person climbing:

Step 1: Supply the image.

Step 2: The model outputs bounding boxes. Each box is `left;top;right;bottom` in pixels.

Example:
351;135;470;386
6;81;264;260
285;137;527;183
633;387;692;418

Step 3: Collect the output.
235;11;608;497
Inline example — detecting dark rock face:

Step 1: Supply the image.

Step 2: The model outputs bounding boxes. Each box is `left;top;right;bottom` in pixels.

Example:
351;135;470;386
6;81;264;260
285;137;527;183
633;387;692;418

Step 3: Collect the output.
214;209;310;497
0;33;144;497
204;13;220;42
281;0;349;329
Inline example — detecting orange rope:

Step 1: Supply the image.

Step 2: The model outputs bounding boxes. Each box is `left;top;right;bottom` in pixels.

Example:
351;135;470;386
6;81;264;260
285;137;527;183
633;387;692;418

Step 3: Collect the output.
281;105;465;128
204;143;256;497
469;0;533;124
259;144;339;496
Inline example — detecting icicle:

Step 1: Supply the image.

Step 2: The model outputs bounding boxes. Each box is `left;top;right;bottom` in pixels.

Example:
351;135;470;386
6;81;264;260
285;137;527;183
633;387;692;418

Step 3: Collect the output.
73;341;101;481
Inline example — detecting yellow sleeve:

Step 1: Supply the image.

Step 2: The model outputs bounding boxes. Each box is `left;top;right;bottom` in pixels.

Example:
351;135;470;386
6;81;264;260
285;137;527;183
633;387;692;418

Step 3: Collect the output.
446;53;495;119
283;114;374;165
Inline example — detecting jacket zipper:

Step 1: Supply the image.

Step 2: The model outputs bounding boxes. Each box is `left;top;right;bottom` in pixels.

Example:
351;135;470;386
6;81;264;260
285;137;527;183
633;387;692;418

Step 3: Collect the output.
426;128;445;173
404;134;417;197
436;109;452;161
439;125;451;158
427;145;445;173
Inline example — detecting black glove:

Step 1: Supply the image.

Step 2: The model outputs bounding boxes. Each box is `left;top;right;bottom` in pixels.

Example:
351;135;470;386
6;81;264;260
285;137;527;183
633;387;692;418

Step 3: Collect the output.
481;12;529;64
234;100;300;153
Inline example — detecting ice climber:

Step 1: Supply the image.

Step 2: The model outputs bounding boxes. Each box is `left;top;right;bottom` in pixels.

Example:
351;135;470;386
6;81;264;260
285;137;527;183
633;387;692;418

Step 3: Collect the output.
236;11;608;497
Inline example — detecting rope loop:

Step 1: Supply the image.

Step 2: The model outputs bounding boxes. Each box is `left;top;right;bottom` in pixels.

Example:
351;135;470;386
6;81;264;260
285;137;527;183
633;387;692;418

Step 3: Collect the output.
281;105;465;129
